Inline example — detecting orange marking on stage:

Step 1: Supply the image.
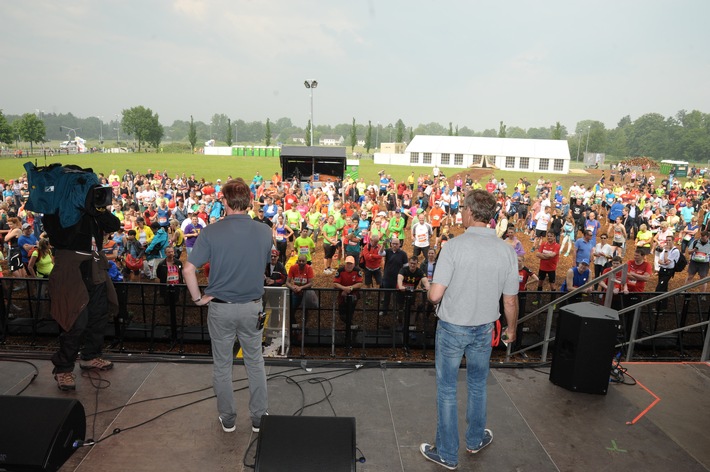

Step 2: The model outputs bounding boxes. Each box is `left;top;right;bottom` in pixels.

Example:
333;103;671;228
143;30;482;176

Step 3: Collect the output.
627;378;660;425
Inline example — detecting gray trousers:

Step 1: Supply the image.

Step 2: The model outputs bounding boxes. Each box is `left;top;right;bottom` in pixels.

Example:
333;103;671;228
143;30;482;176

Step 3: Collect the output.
207;299;268;427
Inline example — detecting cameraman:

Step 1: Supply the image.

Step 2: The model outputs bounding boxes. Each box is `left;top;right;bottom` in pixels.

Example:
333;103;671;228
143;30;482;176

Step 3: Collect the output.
44;183;121;391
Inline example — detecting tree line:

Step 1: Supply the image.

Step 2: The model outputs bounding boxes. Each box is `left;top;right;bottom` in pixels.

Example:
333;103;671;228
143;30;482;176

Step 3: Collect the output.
0;107;163;152
2;108;709;163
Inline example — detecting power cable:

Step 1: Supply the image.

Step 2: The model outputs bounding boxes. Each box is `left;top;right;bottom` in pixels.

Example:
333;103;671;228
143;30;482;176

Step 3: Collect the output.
0;358;40;395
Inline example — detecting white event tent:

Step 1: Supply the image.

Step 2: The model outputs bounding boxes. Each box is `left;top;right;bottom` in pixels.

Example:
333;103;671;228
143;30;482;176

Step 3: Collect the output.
375;135;571;174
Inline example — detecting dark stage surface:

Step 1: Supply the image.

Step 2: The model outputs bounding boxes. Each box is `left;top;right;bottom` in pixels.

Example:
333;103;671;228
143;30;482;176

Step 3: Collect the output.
1;357;709;471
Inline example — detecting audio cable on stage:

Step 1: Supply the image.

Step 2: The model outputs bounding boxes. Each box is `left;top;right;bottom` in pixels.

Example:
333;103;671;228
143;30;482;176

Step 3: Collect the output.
0;358;39;395
609;353;637;386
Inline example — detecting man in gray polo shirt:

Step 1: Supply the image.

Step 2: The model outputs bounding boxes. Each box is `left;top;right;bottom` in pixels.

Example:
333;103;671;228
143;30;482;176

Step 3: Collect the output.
420;189;519;470
183;178;272;434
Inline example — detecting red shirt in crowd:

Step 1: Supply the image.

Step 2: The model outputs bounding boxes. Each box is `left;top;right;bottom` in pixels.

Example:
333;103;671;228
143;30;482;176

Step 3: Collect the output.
361;242;383;271
334;266;364;303
284;193;298;210
287;263;314;287
626;260;651;292
538;241;560;272
519;266;534;292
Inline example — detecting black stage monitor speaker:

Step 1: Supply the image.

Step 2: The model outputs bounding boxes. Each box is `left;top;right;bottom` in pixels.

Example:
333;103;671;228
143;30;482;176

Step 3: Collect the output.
255;415;356;472
549;302;620;395
0;395;86;472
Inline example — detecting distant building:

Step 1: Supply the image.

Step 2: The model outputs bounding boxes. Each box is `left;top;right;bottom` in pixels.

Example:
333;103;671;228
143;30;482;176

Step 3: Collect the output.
289;134;306;144
381;143;407;154
319;135;345;146
375;135;571;174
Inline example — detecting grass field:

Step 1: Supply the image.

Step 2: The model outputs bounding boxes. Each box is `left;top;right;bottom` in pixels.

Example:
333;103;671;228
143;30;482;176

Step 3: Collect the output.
0;151;605;191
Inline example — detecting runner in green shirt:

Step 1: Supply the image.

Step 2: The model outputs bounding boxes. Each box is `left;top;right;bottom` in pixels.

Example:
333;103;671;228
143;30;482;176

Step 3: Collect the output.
306;207;323;242
321;215;340;273
387;210;406;245
293;228;316;263
285;207;302;239
334;212;347;261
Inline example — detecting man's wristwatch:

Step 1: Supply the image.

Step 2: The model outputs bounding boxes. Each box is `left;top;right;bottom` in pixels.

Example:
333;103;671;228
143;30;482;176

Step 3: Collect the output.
193;295;201;303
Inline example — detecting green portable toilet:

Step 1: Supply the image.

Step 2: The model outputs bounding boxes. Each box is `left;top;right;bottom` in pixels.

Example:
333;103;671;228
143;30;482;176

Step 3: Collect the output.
274;147;280;157
236;146;244;156
259;147;266;157
674;163;688;178
661;160;689;178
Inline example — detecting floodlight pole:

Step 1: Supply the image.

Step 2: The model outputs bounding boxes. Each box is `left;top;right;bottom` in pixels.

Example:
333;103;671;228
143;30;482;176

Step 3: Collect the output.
115;114;120;145
376;122;379;151
304;80;318;146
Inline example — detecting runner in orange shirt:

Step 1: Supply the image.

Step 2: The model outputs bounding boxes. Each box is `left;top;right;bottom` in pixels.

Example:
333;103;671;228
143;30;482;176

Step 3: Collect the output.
429;202;446;248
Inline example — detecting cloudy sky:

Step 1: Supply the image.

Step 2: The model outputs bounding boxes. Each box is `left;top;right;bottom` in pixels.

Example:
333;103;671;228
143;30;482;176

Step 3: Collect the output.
2;0;709;132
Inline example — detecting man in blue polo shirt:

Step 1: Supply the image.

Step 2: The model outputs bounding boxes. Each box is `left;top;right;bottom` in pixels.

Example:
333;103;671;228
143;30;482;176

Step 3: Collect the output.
574;230;594;266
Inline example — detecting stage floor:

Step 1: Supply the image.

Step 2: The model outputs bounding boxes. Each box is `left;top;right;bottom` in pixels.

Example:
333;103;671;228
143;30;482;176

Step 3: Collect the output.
1;356;709;472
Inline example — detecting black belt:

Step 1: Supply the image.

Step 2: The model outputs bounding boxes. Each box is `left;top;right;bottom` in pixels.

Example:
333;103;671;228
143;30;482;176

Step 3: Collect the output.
211;298;261;304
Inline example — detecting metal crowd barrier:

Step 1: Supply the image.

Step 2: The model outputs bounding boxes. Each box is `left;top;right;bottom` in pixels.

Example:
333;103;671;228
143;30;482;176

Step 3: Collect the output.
1;275;708;361
505;266;710;363
0;279;437;359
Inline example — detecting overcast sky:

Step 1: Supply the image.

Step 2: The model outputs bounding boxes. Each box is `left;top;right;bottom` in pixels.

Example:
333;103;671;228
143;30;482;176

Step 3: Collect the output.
2;0;709;133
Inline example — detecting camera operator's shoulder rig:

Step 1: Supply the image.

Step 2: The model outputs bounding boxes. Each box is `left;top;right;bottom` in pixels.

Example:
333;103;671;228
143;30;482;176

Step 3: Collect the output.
24;161;114;228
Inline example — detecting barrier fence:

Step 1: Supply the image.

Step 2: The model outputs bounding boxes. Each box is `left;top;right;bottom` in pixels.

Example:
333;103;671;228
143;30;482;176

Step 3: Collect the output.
0;277;708;361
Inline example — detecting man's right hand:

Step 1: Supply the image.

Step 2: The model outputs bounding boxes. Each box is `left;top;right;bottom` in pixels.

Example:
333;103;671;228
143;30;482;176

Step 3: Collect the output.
502;327;516;344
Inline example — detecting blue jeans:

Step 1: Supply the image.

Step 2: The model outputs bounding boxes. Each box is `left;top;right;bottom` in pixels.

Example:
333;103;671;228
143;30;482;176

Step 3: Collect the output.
435;320;493;464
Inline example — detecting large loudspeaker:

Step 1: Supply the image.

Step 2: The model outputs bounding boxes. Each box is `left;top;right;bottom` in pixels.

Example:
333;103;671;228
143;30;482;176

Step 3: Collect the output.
549;302;619;395
255;415;356;472
0;395;86;471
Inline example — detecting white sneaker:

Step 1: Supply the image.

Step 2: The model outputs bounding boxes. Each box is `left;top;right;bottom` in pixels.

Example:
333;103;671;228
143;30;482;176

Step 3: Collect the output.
219;417;235;433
